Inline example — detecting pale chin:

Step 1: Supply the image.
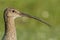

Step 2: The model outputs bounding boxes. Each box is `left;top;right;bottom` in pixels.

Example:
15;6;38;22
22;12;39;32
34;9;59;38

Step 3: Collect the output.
13;15;21;19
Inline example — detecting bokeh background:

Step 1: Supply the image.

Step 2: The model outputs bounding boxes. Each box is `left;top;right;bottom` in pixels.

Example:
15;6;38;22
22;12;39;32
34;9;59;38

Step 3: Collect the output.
0;0;60;40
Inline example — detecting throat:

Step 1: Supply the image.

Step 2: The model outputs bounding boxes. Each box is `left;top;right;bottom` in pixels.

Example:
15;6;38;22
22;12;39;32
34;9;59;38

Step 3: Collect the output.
3;17;17;40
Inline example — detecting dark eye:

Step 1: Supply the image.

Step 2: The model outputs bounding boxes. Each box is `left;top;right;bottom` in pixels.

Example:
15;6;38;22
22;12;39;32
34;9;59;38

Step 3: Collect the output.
12;10;15;13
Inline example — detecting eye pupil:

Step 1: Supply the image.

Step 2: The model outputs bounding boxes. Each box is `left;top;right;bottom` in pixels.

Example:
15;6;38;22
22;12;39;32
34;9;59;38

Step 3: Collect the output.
12;10;15;12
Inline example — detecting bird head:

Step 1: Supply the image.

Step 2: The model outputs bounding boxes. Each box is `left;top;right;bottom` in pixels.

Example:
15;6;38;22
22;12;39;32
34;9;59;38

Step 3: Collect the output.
4;8;22;19
4;8;51;27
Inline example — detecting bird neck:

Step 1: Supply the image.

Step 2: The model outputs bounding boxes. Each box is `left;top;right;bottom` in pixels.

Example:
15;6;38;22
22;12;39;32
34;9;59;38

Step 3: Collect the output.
3;17;17;40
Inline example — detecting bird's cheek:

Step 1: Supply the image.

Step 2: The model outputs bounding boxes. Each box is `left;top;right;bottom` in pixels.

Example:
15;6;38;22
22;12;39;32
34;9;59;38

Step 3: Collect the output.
7;13;13;17
13;14;21;19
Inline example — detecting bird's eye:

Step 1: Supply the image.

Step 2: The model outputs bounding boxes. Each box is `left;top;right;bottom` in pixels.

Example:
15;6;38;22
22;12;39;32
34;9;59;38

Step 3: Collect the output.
12;10;15;13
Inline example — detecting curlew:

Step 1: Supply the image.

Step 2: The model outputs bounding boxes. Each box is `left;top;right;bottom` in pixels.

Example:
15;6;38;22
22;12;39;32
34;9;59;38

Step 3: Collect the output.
3;8;51;40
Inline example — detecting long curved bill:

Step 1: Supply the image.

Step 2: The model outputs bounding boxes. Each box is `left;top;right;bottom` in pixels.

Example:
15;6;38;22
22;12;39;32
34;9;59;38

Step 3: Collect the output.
20;12;51;27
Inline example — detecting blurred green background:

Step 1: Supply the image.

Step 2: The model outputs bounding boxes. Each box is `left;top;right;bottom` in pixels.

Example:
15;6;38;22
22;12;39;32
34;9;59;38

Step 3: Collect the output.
0;0;60;40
